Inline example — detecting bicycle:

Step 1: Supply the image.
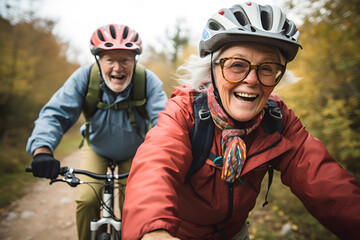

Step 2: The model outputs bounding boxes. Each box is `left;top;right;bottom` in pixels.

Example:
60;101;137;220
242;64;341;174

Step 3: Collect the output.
26;160;129;240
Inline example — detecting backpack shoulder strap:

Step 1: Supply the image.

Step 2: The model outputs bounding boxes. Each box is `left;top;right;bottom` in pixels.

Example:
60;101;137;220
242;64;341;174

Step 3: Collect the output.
184;92;214;183
262;99;283;207
79;63;102;148
83;63;102;120
131;64;148;119
262;99;283;134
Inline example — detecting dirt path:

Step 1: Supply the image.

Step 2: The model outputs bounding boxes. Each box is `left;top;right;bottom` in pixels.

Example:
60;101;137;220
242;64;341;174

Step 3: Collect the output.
0;151;81;240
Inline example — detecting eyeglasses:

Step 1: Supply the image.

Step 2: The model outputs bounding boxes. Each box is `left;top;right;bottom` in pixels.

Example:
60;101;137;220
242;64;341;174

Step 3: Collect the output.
101;56;135;68
213;57;286;87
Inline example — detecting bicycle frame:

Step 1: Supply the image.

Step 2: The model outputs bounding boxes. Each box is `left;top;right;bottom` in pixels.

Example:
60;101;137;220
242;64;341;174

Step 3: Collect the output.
90;162;121;240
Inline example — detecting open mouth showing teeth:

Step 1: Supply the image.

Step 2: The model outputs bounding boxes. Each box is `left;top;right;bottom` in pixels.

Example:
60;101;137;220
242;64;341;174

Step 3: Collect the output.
111;75;125;80
234;92;258;102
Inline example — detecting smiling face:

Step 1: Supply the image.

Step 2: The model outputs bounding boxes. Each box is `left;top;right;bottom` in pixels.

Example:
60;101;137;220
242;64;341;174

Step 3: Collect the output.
214;43;281;122
98;50;136;95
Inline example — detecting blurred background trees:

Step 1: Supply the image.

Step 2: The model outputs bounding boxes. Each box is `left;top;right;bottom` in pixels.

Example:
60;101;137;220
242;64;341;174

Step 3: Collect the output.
0;17;79;174
0;0;359;238
257;0;360;238
278;0;360;181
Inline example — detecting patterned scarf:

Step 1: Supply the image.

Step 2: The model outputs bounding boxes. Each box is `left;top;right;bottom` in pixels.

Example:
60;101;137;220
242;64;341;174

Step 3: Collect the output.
207;85;264;183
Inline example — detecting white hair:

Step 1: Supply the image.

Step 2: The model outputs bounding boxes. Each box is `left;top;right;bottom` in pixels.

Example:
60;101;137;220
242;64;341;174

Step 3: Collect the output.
175;51;221;92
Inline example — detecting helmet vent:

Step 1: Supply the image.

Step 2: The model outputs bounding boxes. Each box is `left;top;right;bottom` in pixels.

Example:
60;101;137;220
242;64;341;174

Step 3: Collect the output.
109;25;116;39
123;26;129;39
234;11;248;26
282;21;290;34
125;43;133;47
97;30;105;41
105;43;113;47
134;33;139;42
250;26;257;32
260;11;271;30
209;21;221;31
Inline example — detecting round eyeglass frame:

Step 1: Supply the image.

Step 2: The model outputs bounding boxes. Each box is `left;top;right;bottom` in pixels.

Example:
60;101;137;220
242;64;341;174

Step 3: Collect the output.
213;57;286;87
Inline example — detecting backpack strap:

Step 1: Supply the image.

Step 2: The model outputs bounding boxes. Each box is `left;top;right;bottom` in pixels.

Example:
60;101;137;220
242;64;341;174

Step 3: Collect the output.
261;99;283;207
184;92;214;183
79;63;102;148
262;100;283;134
131;65;148;119
83;63;102;120
128;65;149;138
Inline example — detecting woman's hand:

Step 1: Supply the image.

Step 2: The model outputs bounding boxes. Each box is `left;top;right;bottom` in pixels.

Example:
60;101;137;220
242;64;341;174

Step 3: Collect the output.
141;230;181;240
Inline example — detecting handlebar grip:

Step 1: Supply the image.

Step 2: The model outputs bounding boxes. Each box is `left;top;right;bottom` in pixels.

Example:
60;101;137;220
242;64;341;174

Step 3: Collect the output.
59;167;68;175
25;166;68;175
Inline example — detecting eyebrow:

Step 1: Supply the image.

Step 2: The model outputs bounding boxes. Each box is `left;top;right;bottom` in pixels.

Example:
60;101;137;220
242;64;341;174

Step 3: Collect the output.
229;53;279;63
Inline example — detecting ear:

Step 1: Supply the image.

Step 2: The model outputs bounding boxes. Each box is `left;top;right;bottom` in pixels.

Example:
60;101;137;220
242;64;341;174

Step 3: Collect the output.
135;54;139;63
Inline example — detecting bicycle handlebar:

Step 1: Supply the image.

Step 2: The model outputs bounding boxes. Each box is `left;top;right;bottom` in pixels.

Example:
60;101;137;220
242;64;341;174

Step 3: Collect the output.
25;166;129;180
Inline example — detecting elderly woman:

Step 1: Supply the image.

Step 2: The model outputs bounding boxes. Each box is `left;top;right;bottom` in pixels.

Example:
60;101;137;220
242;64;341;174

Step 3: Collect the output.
122;2;360;240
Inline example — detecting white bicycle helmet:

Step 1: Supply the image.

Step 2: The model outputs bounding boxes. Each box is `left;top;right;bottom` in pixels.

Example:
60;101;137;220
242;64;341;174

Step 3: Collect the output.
199;1;302;62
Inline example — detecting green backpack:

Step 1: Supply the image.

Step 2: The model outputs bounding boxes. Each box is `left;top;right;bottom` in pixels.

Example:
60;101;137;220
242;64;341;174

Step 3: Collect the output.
79;63;149;148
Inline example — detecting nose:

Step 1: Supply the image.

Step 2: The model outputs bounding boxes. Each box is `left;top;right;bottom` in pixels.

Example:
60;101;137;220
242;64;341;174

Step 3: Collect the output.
243;68;260;85
113;60;123;72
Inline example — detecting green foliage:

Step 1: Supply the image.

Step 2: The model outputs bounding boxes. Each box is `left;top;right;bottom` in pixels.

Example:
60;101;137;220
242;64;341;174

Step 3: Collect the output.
0;17;79;174
249;0;360;238
278;0;360;181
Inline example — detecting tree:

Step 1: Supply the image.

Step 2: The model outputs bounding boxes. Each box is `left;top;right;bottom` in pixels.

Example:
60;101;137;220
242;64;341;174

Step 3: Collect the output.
166;18;190;64
141;20;194;97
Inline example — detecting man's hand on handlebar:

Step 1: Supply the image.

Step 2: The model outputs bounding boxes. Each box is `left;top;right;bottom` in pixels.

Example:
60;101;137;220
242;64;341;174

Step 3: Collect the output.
31;152;60;180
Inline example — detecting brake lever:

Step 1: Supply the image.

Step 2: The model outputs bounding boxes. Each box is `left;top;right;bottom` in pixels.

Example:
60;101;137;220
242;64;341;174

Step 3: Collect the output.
50;178;65;185
49;176;83;187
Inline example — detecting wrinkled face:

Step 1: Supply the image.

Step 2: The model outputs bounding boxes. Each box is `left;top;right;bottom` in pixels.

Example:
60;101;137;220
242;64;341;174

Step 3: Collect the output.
98;50;136;94
214;43;280;122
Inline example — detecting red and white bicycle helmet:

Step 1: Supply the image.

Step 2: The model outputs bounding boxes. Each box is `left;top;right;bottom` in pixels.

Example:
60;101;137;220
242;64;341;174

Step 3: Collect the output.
90;24;142;56
199;1;302;62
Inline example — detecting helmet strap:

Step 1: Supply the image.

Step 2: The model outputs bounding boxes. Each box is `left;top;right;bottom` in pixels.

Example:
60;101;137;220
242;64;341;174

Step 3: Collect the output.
94;56;117;95
94;56;105;83
210;53;243;124
210;52;223;107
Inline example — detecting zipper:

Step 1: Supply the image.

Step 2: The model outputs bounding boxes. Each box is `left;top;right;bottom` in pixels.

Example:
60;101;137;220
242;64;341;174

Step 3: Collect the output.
247;136;283;160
